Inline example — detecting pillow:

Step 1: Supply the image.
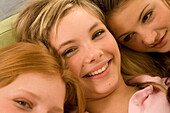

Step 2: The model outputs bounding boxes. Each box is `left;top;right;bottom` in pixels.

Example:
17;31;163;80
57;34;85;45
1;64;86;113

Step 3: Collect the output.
0;14;19;49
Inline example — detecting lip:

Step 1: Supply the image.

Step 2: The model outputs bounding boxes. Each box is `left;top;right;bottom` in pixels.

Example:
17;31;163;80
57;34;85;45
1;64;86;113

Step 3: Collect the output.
83;59;111;79
153;31;167;48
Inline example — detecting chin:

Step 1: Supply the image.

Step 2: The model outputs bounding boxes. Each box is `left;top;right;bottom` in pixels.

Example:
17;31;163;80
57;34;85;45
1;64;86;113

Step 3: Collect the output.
156;48;170;53
85;90;114;100
86;82;119;100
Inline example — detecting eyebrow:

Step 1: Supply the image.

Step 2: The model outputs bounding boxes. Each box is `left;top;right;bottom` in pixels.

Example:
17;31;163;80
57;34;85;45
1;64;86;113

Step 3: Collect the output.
89;22;100;32
138;4;150;22
17;89;40;100
118;32;130;39
58;40;76;50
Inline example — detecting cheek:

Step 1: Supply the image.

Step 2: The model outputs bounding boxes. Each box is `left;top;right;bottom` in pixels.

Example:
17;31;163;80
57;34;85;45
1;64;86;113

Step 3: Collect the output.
166;13;170;27
156;8;170;26
106;36;120;53
0;99;17;112
66;56;82;77
125;42;143;50
51;90;65;108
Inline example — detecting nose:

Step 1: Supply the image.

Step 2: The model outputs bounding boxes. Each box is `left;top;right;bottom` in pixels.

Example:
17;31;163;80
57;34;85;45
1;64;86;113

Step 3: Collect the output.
141;30;159;47
35;107;50;113
84;45;103;64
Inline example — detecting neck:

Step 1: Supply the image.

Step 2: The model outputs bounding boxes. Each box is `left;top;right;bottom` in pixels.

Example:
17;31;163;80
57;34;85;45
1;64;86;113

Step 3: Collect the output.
85;83;137;113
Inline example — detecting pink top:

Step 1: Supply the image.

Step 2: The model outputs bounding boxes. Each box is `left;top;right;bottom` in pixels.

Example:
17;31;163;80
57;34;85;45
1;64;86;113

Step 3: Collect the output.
128;75;170;113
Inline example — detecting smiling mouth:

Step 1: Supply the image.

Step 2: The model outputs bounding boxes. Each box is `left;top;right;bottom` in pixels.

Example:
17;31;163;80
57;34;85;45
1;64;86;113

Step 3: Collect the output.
84;62;109;77
153;30;167;48
153;37;164;47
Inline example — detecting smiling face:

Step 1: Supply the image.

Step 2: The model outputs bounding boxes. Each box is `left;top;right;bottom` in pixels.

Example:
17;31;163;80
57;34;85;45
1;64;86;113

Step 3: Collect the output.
0;72;65;113
50;7;122;99
108;0;170;53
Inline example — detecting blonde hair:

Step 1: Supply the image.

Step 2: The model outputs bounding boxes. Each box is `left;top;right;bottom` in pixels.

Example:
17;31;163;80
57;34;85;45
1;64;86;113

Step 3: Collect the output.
119;45;167;93
16;0;169;90
16;0;104;44
120;45;166;81
0;41;85;113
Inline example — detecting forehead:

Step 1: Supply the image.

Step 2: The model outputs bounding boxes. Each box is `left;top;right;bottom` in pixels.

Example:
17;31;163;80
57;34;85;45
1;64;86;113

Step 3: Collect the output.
107;0;150;35
14;72;63;86
50;7;102;49
0;72;65;95
111;0;149;20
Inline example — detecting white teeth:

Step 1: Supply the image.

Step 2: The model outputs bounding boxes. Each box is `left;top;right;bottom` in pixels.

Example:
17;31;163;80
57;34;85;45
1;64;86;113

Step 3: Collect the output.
88;63;108;76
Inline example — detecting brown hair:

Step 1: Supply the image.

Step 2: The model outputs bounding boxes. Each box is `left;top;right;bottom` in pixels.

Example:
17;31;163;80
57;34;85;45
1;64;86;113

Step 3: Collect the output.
91;0;170;15
0;41;85;113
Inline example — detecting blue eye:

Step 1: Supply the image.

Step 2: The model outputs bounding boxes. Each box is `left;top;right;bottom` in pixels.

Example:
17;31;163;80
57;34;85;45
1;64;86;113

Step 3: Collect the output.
92;30;104;40
142;10;153;23
62;47;77;57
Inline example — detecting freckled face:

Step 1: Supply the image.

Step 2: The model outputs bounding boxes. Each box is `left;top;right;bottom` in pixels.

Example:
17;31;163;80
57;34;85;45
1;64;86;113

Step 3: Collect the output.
50;7;123;99
0;72;65;113
108;0;170;53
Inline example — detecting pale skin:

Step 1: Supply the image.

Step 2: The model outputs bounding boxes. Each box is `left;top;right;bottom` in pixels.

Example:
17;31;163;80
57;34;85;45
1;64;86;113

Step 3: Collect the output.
107;0;170;53
0;72;66;113
50;7;137;113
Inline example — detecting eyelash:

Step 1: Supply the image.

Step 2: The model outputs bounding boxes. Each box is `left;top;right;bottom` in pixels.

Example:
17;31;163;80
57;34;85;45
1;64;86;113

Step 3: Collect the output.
62;47;77;57
92;30;105;40
142;10;153;23
123;33;135;42
15;100;32;109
